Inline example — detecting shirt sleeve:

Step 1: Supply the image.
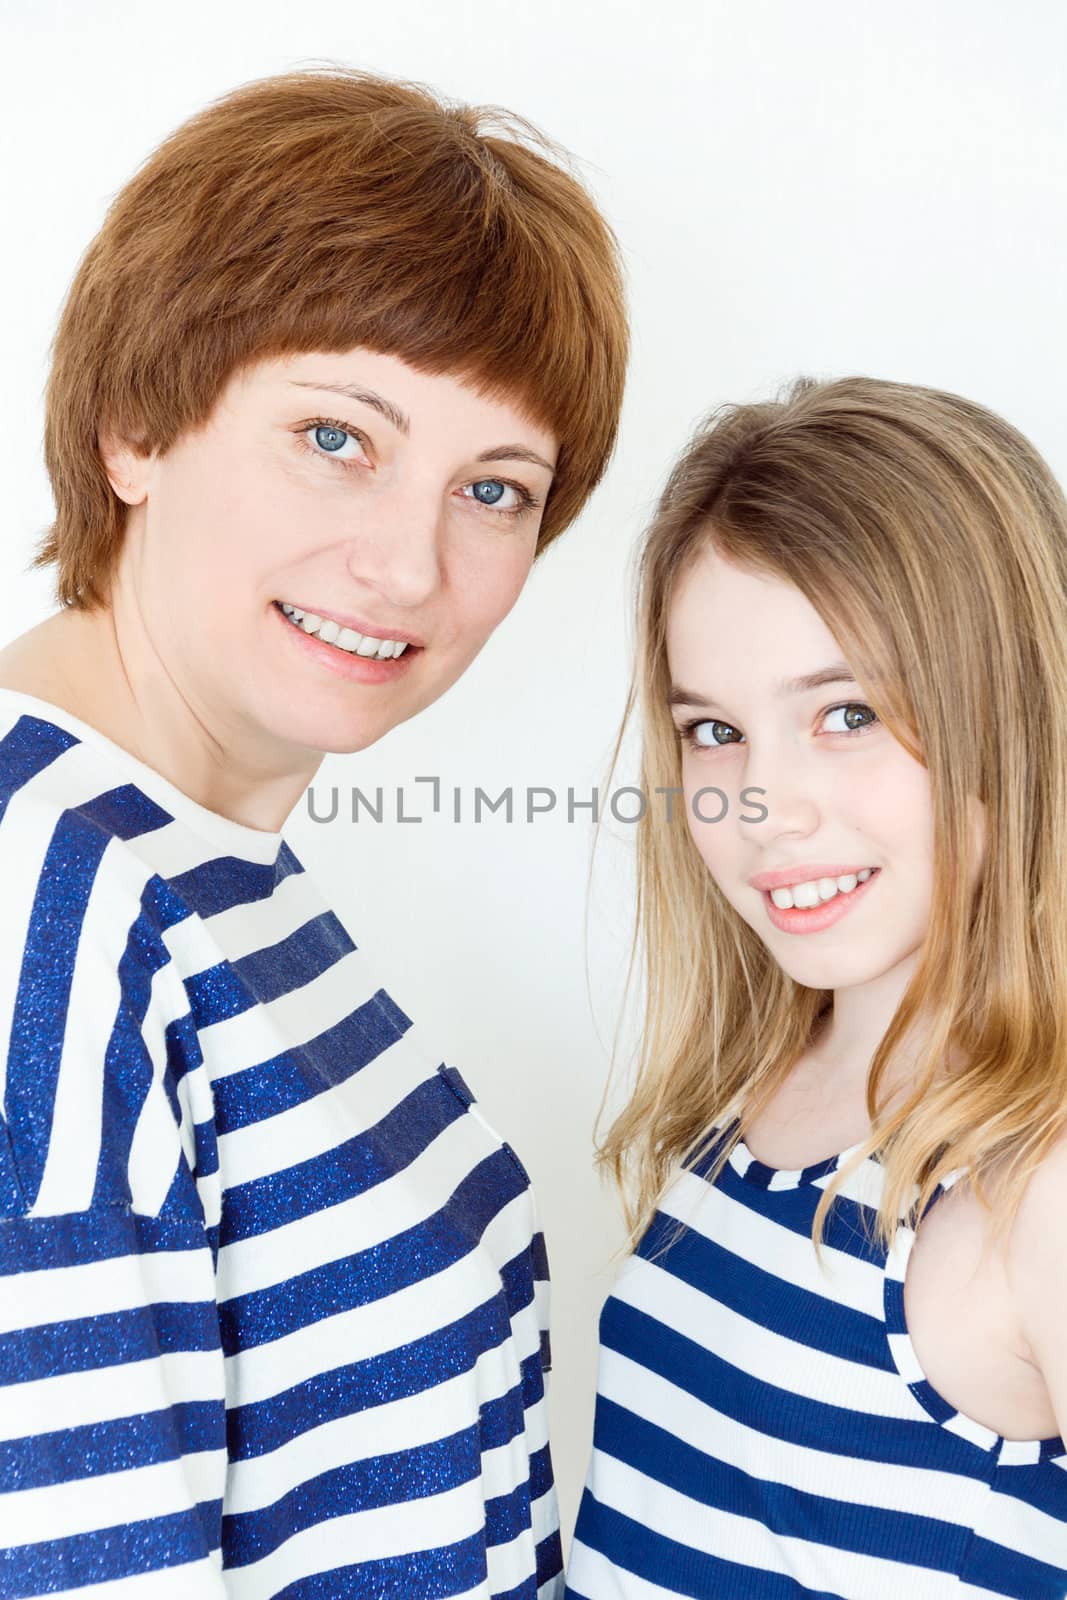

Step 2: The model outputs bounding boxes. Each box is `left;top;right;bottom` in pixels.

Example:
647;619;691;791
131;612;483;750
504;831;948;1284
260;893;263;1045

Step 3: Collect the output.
0;811;229;1598
0;1205;229;1598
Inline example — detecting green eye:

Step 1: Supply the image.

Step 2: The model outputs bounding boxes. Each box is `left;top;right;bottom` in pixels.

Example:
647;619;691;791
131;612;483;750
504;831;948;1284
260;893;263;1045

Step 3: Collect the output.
823;704;879;734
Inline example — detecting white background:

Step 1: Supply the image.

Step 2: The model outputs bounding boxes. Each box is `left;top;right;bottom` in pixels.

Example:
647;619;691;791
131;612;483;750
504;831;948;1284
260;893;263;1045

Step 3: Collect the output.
3;0;1066;1552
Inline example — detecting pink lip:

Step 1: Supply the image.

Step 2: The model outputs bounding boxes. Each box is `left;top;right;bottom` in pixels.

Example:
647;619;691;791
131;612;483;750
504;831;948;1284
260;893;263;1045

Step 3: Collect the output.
276;600;424;648
273;600;419;682
749;861;877;891
761;866;881;935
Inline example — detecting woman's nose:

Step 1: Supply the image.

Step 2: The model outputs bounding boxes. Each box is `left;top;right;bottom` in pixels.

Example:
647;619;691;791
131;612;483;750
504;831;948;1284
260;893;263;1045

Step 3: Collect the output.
344;484;445;610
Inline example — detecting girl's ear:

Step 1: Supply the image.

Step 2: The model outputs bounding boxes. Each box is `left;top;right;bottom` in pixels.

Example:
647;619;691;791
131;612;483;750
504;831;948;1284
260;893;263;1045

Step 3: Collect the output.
98;427;151;507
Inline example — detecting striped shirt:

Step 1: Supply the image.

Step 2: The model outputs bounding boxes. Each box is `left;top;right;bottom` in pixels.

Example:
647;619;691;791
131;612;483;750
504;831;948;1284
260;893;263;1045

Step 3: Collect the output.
566;1119;1067;1599
0;687;562;1599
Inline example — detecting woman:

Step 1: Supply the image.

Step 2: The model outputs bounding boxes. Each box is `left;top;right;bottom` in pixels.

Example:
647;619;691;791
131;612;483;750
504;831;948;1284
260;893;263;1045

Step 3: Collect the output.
0;67;627;1597
567;378;1067;1597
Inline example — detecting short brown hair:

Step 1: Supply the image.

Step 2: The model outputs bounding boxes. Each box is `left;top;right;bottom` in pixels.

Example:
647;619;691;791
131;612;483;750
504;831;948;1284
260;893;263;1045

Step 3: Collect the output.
33;65;629;609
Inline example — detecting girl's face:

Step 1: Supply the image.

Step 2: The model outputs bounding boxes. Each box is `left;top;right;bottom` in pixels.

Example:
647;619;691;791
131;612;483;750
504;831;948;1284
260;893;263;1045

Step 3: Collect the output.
666;543;960;996
106;347;557;760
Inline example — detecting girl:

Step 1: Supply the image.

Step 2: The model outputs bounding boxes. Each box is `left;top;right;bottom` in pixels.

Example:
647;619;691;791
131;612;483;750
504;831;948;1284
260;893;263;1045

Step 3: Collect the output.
567;377;1067;1597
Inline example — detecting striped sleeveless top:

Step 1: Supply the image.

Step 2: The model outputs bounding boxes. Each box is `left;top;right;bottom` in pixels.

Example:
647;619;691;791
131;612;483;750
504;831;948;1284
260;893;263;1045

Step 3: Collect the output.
566;1120;1067;1599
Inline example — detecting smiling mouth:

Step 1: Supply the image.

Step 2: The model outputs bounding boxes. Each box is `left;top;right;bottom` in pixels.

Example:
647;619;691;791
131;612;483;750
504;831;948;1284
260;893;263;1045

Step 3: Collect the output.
273;600;418;661
765;867;877;910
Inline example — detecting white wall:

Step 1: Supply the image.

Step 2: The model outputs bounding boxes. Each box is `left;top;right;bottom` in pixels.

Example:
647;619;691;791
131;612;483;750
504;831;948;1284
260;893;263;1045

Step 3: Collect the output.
3;0;1066;1550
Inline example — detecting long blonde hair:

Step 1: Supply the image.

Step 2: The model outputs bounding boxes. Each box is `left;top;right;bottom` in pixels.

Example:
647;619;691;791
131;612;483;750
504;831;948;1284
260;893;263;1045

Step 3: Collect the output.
599;375;1067;1257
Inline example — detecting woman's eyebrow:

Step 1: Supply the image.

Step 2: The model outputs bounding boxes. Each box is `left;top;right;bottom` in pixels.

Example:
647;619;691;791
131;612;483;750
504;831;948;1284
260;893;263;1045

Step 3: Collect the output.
287;379;410;435
668;664;858;708
476;445;556;474
286;381;555;474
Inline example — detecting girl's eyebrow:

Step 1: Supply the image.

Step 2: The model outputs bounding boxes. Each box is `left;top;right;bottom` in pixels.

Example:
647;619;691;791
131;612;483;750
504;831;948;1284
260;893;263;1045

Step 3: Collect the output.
667;663;857;708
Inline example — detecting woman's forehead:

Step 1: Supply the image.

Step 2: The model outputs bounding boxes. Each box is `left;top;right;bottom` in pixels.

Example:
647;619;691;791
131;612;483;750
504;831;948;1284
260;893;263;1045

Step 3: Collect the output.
239;350;556;449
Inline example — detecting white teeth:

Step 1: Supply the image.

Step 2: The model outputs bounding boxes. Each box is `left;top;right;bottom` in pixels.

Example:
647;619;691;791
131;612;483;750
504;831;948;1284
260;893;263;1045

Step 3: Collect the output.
278;601;410;660
769;868;874;910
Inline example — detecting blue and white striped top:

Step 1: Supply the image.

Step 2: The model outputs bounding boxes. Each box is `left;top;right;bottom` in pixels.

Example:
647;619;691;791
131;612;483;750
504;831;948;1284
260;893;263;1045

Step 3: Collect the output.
566;1119;1067;1599
0;688;561;1599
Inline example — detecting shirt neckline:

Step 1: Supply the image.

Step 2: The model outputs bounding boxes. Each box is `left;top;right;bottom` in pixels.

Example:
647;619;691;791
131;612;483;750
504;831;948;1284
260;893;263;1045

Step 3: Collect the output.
724;1117;871;1190
0;686;287;865
719;1112;1067;1458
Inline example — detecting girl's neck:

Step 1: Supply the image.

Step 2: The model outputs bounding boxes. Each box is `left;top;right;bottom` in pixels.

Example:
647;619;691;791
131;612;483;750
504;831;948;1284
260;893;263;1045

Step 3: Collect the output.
816;947;924;1089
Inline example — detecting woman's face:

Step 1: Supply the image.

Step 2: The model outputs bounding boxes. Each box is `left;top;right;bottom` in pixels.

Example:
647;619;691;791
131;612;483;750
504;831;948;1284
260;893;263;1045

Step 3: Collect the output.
107;348;557;758
666;542;956;997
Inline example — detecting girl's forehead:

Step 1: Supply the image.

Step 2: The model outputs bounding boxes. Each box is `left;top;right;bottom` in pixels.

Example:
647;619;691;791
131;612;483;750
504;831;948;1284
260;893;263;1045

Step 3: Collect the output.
670;550;833;640
666;556;854;703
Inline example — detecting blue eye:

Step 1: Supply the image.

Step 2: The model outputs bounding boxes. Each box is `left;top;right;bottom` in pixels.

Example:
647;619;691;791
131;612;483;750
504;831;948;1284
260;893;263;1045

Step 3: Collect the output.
459;476;538;519
299;418;369;470
471;480;506;505
314;425;348;453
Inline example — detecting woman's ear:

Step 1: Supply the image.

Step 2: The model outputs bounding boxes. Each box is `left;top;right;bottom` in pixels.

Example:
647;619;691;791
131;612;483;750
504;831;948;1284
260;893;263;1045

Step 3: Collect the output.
98;427;151;506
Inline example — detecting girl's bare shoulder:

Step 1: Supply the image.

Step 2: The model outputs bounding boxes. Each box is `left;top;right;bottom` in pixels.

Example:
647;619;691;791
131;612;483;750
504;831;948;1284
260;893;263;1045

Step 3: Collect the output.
1003;1132;1067;1440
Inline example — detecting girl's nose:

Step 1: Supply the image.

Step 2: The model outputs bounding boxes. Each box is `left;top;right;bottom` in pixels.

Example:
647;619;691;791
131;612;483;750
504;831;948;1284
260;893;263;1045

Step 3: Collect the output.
739;746;822;842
